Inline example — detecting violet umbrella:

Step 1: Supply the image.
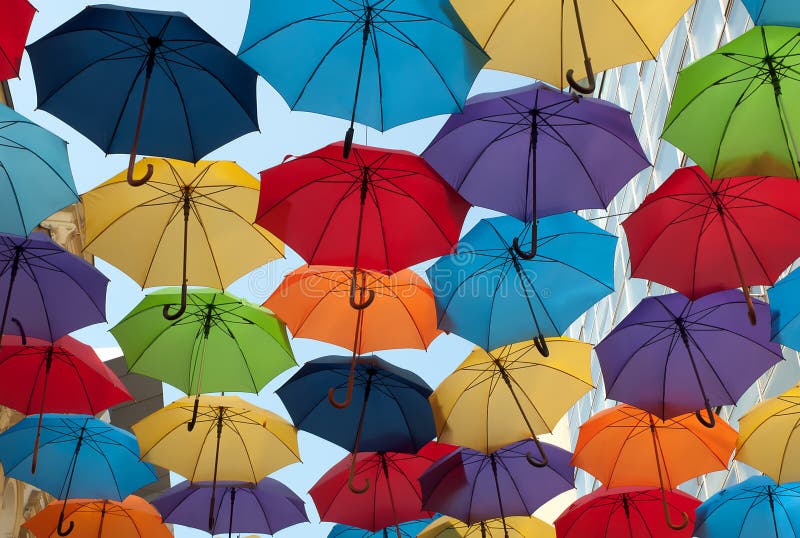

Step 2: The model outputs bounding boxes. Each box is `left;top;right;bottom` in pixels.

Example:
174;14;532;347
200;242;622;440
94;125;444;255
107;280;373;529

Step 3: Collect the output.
596;290;783;428
423;83;649;258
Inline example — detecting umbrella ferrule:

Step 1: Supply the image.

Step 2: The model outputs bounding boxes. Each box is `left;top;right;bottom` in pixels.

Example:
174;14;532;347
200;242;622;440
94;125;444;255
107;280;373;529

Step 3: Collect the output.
145;36;162;76
361;7;373;43
764;55;783;96
359;168;370;203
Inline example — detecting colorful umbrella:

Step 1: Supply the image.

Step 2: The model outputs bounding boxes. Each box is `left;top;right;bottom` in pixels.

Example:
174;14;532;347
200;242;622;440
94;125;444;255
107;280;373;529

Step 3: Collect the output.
426;213;616;355
663;26;800;179
554;486;701;538
82;159;282;319
743;0;800;25
571;405;736;530
767;267;800;351
238;2;488;156
265;266;440;408
622;166;800;323
596;290;782;427
431;338;592;462
27;5;258;185
419;516;555;538
329;517;440;538
152;477;308;536
0;0;34;80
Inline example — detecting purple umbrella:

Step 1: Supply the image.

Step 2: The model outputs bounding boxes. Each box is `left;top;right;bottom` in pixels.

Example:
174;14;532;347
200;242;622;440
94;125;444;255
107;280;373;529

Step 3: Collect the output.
0;232;107;343
596;289;782;428
419;440;574;535
423;83;649;258
152;477;309;537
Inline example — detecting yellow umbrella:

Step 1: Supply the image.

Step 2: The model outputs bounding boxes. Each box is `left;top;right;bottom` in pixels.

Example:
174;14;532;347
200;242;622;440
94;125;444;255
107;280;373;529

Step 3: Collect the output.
430;338;592;462
450;0;692;93
419;515;555;538
82;158;283;319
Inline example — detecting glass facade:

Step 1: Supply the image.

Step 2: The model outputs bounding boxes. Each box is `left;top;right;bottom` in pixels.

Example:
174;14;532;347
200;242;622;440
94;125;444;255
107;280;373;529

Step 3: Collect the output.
567;0;800;500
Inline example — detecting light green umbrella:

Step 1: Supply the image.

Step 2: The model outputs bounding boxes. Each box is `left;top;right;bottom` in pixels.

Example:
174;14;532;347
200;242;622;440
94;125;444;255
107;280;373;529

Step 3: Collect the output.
663;26;800;179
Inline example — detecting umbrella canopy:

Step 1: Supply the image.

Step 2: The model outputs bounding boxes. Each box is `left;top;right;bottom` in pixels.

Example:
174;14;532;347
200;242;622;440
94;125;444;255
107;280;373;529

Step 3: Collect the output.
622;166;800;322
663;26;800;179
152;477;308;536
426;213;616;354
329;517;440;538
27;5;258;185
768;267;800;351
431;338;592;455
22;496;171;538
0;104;79;236
419;516;555;538
0;0;34;80
238;1;488;155
596;290;782;425
743;0;800;25
554;486;701;538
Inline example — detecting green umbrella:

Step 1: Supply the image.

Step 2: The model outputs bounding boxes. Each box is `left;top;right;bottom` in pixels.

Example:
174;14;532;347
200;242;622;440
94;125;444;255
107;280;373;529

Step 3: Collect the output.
663;26;800;179
111;288;295;429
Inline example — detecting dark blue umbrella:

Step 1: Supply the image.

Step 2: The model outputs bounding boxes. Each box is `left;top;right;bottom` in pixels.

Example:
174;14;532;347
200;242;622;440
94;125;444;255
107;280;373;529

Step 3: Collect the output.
27;5;258;186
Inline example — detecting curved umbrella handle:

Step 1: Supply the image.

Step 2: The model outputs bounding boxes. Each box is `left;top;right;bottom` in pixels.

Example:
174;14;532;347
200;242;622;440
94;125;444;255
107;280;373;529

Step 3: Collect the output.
163;284;188;320
57;508;74;536
328;382;353;409
695;400;716;429
187;395;200;432
566;59;596;95
347;454;370;494
525;434;549;468
533;334;549;358
11;318;25;345
512;236;537;260
662;493;689;531
127;162;154;187
349;272;375;310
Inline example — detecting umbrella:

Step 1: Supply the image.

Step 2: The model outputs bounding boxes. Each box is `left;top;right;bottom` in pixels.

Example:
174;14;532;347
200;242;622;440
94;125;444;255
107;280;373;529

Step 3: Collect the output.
693;476;800;537
27;5;258;185
82;159;282;319
0;335;132;473
422;83;648;255
426;213;616;355
596;290;782;427
0;104;79;236
133;395;300;529
111;287;295;429
419;516;555;538
277;355;436;492
571;405;736;530
744;0;800;25
0;0;34;80
152;477;308;536
450;0;692;93
0;414;157;536
238;1;488;157
265;265;440;408
430;338;592;462
554;486;701;538
0;232;108;343
329;517;440;538
622;166;800;323
767;267;800;351
663;26;800;179
311;443;456;538
22;496;171;538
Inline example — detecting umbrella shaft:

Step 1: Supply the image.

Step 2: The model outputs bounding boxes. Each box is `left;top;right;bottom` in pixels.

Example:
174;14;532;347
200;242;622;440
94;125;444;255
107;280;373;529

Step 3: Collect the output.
349;8;372;128
380;456;402;538
0;249;21;339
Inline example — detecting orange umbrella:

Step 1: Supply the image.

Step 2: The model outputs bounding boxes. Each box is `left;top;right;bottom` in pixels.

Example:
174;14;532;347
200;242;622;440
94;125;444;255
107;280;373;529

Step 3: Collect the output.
265;265;441;408
22;495;171;538
571;404;736;531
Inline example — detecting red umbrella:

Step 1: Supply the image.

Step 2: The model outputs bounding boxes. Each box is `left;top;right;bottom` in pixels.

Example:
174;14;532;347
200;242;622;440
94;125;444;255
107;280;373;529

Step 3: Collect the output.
623;166;800;324
0;0;35;80
310;442;456;538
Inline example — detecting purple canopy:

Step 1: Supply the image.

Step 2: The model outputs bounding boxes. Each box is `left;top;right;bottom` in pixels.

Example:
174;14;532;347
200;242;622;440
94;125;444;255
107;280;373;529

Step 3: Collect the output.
596;290;782;425
419;439;574;524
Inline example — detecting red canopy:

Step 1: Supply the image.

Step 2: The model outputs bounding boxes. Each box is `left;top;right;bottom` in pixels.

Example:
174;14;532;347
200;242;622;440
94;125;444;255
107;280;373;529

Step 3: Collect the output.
0;0;35;80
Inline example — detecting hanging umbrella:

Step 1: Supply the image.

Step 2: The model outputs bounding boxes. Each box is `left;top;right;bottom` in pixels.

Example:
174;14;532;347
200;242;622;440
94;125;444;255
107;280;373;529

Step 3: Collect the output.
238;2;488;157
22;496;172;538
431;338;592;463
622;166;800;323
82;159;283;319
767;267;800;351
449;0;692;93
571;405;736;530
0;0;34;80
426;213;616;356
27;5;258;185
329;517;440;538
132;395;300;530
744;0;800;25
111;287;295;429
596;290;782;427
311;443;456;538
419;515;555;538
422;83;648;255
0;414;157;536
0;104;79;236
277;355;435;493
554;486;701;538
265;265;441;408
663;26;800;179
152;477;308;536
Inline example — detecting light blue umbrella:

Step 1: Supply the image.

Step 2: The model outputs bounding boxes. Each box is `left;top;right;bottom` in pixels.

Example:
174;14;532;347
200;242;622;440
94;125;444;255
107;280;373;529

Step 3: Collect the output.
743;0;800;26
768;267;800;351
426;213;616;356
694;476;800;537
329;517;440;538
0;104;78;235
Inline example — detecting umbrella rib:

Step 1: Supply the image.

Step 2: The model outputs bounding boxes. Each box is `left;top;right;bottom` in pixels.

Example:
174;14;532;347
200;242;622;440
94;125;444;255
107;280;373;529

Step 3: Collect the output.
152;49;199;161
238;9;357;54
140;198;184;288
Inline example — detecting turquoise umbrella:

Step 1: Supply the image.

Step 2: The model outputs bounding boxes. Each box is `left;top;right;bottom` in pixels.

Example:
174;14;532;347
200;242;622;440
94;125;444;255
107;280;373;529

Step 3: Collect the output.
768;267;800;351
743;0;800;26
329;517;440;538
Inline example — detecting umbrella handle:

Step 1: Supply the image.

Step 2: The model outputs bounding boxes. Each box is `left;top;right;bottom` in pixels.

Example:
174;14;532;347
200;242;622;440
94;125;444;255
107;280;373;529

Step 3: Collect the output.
662;493;689;531
127;162;154;187
566;0;596;95
525;435;549;468
695;400;716;429
126;38;160;187
187;395;200;431
349;273;375;310
532;334;549;357
164;193;191;320
11;318;25;345
163;284;188;320
328;381;353;409
57;507;74;536
511;236;537;260
347;455;370;494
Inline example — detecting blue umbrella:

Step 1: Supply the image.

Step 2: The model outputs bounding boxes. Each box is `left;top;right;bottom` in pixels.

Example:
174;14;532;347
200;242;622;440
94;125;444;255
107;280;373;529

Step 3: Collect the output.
329;516;440;538
743;1;800;26
0;414;157;536
0;104;78;236
769;267;800;351
694;476;800;537
238;0;489;157
426;213;616;356
27;5;258;186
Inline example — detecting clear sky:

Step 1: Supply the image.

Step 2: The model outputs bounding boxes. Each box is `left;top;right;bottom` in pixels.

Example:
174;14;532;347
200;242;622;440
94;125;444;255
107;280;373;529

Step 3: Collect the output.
10;2;553;537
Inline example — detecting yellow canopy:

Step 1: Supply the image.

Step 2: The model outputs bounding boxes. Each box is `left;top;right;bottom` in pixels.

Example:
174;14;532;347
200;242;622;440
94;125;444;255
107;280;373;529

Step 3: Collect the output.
419;515;555;538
